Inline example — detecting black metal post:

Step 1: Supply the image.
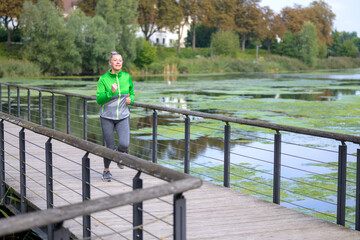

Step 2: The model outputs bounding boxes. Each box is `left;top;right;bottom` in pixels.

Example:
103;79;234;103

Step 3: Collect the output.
0;120;4;203
7;85;10;114
17;88;20;118
66;96;70;134
27;89;31;121
19;128;26;213
337;142;347;226
273;131;282;204
39;91;42;125
82;152;91;239
356;148;360;231
133;171;143;240
83;99;87;140
52;94;55;129
152;110;158;164
174;193;186;240
0;84;2;112
45;138;54;240
184;116;190;174
224;122;231;187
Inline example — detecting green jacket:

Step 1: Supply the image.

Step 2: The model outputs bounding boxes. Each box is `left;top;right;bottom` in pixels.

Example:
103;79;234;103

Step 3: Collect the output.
96;69;135;120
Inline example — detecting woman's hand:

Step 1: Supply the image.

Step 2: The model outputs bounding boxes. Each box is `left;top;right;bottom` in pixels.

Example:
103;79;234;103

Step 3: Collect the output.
126;94;131;104
111;83;118;93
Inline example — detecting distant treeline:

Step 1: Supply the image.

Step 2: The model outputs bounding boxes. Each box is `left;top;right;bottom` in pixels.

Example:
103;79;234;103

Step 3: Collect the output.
0;0;359;76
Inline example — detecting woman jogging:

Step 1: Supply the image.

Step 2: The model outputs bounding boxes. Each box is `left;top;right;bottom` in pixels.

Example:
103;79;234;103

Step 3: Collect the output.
96;51;135;182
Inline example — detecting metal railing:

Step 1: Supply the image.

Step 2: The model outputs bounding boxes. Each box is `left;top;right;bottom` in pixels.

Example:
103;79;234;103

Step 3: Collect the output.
1;82;360;230
0;112;202;239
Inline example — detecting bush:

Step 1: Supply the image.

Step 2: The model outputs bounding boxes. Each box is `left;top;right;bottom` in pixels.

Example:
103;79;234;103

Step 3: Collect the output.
299;22;318;67
0;58;42;78
134;40;156;68
316;57;360;69
263;55;309;73
211;31;239;57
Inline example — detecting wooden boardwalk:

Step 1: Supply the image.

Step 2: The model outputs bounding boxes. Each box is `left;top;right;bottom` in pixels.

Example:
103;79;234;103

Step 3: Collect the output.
2;121;360;239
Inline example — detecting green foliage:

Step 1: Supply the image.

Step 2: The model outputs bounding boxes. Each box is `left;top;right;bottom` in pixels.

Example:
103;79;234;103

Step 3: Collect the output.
299;22;319;66
330;30;359;57
339;39;359;58
211;31;239;57
353;38;360;52
276;31;300;58
134;39;156;68
0;27;22;43
185;24;217;48
0;42;22;59
66;10;116;74
0;26;6;42
0;58;42;78
95;0;139;68
263;55;309;73
316;57;360;69
21;0;81;75
317;41;327;58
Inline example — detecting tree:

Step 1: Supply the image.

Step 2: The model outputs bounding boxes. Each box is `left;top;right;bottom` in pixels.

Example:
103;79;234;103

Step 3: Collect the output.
95;0;138;68
280;5;305;34
0;0;23;43
299;22;318;66
277;31;300;58
76;0;98;17
185;23;216;48
137;0;160;41
304;0;335;45
66;9;117;74
258;6;285;54
180;0;199;51
199;0;236;31
234;0;262;52
211;30;239;57
330;30;340;56
0;0;63;43
353;37;360;53
339;40;358;58
134;39;156;68
21;0;81;74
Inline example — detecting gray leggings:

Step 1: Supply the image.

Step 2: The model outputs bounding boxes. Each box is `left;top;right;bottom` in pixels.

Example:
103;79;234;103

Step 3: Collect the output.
100;117;130;168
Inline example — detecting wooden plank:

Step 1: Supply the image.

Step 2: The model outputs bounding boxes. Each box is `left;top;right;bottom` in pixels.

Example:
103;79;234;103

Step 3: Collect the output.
2;122;360;239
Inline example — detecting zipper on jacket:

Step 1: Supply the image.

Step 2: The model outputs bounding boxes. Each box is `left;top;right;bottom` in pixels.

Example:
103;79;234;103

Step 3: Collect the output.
116;74;121;119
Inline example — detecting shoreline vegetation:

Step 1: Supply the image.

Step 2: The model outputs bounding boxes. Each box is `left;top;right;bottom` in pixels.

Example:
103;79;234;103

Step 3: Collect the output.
1;43;360;78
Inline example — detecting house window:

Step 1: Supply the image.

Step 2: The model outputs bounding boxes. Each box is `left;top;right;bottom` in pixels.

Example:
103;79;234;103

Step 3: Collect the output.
156;38;159;44
163;38;165;45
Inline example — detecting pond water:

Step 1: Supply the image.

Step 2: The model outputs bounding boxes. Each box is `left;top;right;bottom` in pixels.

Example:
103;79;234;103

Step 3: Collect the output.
4;68;360;228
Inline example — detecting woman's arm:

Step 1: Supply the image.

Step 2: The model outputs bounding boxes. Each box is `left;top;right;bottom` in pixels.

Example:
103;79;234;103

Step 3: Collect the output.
128;76;135;105
96;78;113;104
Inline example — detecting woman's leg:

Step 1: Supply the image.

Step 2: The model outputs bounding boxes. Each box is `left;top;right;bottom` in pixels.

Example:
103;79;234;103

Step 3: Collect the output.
115;117;130;153
100;117;115;169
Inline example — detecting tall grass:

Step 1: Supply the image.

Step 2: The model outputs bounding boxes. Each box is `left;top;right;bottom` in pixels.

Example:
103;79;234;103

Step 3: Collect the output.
316;57;360;70
0;58;42;78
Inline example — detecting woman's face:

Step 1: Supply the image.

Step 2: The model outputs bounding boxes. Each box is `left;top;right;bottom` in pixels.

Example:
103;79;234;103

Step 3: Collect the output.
109;54;123;72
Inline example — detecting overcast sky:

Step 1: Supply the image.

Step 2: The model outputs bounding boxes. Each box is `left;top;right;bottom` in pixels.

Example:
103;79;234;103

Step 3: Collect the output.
259;0;360;36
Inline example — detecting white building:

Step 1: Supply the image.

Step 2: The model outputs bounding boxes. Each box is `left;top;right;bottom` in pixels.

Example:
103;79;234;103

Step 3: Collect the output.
136;19;192;48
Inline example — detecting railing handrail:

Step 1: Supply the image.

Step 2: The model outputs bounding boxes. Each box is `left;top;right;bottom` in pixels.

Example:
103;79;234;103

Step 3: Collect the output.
0;112;202;237
0;178;198;236
2;81;360;144
0;111;200;183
